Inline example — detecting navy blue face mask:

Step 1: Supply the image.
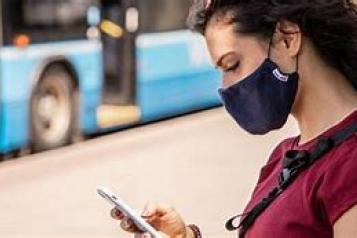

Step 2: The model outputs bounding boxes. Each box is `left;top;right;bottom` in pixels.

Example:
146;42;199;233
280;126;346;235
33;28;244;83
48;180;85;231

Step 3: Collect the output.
218;58;299;135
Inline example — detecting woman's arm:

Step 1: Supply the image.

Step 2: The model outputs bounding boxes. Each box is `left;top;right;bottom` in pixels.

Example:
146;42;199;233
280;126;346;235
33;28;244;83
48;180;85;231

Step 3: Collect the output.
334;205;357;237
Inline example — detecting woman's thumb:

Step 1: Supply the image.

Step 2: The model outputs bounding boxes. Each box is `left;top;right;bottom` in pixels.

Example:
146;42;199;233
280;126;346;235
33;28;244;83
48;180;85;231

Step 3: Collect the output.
141;203;156;217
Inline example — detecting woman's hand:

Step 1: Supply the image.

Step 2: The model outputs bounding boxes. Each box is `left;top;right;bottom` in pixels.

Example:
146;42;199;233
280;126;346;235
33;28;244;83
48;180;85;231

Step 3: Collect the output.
111;203;193;238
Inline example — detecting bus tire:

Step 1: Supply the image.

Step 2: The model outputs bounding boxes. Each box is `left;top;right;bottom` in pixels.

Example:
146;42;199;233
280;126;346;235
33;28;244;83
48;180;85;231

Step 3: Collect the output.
30;65;76;152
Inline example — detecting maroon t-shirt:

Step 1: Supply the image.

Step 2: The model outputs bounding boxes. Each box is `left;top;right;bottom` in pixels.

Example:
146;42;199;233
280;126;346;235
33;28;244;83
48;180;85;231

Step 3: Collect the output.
243;110;357;238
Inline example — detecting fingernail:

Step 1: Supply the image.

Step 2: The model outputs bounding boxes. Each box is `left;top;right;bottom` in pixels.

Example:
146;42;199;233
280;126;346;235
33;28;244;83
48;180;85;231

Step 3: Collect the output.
142;210;151;217
111;209;117;218
125;219;133;228
115;210;122;217
123;222;129;229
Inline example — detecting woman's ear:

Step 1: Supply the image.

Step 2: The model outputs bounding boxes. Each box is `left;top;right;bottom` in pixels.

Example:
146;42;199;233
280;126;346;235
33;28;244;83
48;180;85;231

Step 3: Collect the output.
274;21;302;57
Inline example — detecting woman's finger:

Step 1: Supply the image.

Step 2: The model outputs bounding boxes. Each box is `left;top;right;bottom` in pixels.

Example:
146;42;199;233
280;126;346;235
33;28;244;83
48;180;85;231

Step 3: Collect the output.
134;232;151;238
120;217;142;233
111;208;125;220
142;203;173;217
141;203;156;217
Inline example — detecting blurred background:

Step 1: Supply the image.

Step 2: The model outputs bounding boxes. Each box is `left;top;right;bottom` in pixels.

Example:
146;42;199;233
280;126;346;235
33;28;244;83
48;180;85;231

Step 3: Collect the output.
0;1;298;237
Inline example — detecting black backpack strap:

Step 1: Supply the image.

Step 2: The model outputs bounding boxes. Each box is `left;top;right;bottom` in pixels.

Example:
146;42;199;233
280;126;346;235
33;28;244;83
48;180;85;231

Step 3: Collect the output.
308;122;357;165
225;122;357;238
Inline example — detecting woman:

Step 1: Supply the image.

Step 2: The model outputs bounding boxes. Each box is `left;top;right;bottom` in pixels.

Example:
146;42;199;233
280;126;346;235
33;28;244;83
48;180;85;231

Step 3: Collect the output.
111;0;357;237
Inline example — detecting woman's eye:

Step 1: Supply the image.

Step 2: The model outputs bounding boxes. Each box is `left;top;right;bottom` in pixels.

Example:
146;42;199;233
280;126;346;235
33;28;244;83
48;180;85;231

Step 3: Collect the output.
224;62;240;72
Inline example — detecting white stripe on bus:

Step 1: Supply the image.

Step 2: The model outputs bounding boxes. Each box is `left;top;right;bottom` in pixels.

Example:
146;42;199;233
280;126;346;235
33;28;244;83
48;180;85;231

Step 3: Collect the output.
136;30;204;48
0;40;102;60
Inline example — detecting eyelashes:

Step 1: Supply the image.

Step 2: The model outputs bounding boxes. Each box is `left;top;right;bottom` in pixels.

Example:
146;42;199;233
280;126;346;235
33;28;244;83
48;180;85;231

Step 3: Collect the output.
224;61;240;72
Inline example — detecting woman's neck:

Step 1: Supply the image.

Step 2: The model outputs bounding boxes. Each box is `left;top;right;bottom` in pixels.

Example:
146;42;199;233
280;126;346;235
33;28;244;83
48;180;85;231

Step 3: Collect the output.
292;60;357;144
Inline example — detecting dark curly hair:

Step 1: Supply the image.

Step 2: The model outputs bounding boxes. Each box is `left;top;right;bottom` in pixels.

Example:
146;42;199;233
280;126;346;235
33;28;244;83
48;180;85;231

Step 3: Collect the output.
187;0;357;89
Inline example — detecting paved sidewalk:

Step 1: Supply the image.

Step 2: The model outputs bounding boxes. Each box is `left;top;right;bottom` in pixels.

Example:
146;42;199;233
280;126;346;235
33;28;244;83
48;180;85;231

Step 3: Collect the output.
0;108;298;238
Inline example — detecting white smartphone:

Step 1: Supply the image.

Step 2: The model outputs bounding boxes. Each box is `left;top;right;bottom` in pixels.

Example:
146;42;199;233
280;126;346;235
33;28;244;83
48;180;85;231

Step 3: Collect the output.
97;187;163;238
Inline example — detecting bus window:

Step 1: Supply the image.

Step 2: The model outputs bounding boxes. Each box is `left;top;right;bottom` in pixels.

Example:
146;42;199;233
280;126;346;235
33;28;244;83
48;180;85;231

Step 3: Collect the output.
138;0;191;33
2;0;99;45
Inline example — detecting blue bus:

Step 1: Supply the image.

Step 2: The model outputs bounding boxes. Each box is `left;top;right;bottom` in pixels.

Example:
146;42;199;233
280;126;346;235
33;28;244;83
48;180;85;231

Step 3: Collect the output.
0;0;220;156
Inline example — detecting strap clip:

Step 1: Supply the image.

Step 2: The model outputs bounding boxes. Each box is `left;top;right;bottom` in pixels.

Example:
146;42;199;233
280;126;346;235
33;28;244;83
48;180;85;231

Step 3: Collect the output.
279;150;309;188
283;150;309;169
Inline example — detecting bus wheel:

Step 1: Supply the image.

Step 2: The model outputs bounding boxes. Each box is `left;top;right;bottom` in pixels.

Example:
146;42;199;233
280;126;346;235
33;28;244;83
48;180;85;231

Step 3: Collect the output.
31;65;75;152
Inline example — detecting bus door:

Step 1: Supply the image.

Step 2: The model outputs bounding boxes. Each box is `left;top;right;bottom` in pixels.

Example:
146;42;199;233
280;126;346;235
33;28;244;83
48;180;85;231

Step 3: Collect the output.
100;0;135;105
96;0;140;129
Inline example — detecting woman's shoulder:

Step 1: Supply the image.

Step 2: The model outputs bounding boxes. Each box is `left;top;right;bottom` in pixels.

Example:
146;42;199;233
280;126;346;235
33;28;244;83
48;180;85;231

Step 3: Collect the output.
313;134;357;225
323;132;357;169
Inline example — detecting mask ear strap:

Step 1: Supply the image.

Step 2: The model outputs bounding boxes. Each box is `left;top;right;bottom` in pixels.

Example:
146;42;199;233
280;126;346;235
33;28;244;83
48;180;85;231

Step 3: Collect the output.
269;26;300;73
296;55;299;72
268;37;273;58
268;29;276;58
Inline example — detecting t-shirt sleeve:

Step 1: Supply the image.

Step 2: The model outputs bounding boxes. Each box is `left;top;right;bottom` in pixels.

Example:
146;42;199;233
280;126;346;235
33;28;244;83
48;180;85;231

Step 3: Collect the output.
317;140;357;225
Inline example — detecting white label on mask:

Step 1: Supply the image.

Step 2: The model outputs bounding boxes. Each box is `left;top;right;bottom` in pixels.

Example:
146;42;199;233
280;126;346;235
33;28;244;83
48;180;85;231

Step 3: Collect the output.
273;69;289;82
